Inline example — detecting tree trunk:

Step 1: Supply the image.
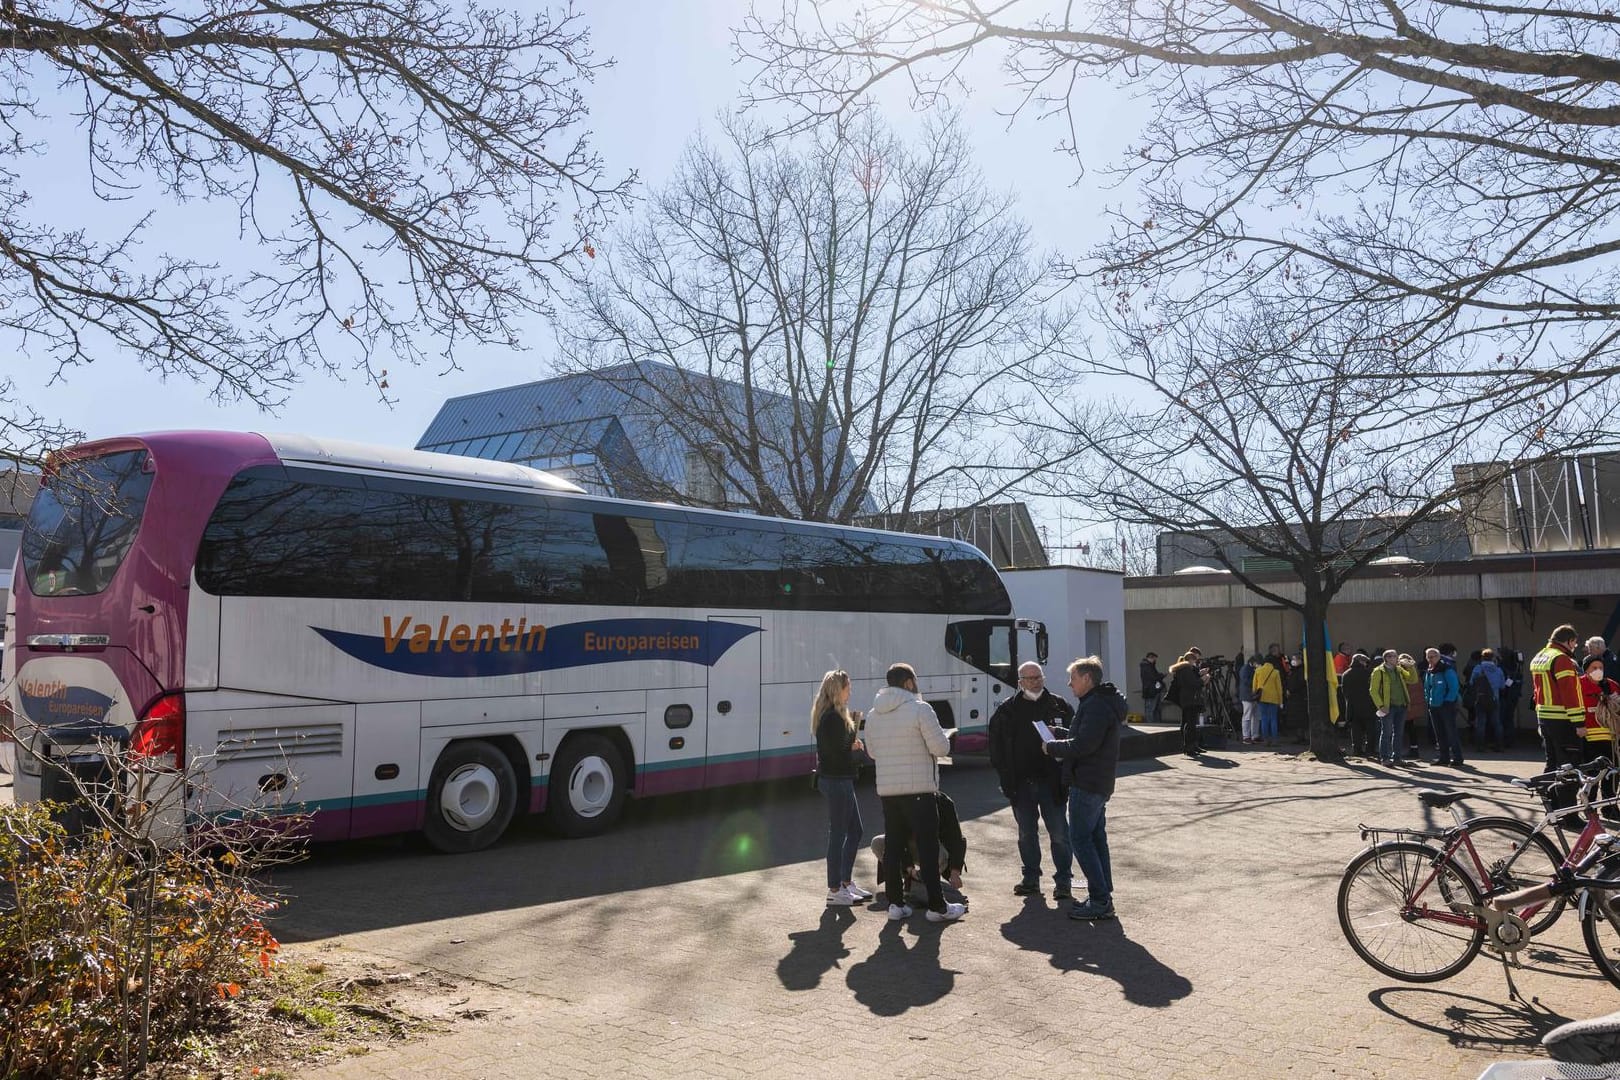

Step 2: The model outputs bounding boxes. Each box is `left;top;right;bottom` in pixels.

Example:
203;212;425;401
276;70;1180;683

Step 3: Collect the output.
1302;590;1344;763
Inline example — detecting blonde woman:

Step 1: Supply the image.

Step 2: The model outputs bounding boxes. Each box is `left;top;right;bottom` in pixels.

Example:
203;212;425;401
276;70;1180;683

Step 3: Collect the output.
813;670;870;906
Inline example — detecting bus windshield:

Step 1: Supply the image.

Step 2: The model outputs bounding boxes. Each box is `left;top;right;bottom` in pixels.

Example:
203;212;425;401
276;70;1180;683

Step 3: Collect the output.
22;449;154;598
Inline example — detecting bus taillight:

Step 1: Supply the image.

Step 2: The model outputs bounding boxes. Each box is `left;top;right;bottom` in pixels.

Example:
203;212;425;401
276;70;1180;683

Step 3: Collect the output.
131;694;185;770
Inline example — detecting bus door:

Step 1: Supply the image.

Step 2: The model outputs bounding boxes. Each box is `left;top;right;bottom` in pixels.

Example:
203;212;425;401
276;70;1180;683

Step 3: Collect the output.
706;616;761;786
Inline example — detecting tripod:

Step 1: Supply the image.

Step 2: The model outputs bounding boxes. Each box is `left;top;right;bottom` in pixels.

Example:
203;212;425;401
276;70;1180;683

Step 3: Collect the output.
1202;664;1239;738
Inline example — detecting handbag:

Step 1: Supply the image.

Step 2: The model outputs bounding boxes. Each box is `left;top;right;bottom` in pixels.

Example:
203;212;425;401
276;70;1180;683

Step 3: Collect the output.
1596;689;1620;741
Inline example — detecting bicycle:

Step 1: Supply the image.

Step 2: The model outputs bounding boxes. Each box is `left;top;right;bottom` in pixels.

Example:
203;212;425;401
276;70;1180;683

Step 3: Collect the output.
1336;758;1620;996
1452;760;1620;935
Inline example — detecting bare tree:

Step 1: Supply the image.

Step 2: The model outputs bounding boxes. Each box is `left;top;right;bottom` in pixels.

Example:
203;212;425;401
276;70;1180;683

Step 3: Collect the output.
558;113;1077;523
0;1;633;466
739;1;1620;405
1040;285;1611;758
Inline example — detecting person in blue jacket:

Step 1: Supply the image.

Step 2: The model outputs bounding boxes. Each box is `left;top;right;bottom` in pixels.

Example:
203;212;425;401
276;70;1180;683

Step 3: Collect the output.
1424;646;1464;767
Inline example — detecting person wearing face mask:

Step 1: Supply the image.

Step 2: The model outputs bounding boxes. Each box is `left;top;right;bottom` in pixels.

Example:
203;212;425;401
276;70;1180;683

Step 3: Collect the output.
989;661;1076;898
1579;655;1619;755
1578;656;1620;820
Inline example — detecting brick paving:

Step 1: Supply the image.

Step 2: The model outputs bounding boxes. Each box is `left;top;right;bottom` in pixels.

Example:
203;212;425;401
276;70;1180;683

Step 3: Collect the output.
261;743;1615;1080
8;743;1610;1078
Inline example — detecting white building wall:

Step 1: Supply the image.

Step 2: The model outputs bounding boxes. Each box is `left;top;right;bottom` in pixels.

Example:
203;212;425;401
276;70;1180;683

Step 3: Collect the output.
1002;567;1127;686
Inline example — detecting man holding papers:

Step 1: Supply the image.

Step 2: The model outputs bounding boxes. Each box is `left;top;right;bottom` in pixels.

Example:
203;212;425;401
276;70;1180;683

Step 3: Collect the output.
989;662;1076;899
1044;656;1126;921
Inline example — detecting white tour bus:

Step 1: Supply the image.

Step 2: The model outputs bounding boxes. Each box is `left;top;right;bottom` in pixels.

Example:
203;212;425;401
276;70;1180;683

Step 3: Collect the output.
5;431;1045;851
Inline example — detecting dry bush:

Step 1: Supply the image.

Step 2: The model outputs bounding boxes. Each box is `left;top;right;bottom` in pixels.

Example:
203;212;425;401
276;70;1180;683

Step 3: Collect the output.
0;750;306;1078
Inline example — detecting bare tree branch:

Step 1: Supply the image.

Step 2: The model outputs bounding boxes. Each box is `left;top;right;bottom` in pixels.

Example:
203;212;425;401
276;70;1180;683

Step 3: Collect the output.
559;112;1079;523
0;0;633;462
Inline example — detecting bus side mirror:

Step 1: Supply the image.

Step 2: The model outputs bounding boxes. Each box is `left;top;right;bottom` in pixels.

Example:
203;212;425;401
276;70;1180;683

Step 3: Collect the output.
1036;629;1049;664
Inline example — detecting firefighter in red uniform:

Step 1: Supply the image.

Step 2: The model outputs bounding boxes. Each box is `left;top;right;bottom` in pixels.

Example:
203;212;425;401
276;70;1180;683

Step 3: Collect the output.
1530;624;1589;777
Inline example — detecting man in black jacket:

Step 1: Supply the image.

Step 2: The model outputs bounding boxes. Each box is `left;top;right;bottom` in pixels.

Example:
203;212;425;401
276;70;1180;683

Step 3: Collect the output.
1044;655;1125;921
989;662;1076;898
1139;652;1165;725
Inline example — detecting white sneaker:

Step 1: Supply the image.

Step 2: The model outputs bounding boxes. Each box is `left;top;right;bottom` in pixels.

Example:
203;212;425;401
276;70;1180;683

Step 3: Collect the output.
926;902;967;923
826;887;857;907
886;903;913;921
845;882;874;901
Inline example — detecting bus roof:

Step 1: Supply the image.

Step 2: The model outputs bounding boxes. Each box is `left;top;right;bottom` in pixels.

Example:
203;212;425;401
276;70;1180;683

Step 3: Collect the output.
83;431;985;559
260;432;586;494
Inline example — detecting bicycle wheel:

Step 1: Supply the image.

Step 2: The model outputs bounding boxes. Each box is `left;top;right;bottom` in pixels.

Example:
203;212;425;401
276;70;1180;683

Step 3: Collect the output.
1580;860;1620;990
1458;815;1566;935
1338;840;1485;982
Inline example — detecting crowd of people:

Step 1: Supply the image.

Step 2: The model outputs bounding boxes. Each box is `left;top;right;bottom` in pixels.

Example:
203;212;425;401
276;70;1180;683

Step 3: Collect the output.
812;656;1124;923
1135;626;1620;770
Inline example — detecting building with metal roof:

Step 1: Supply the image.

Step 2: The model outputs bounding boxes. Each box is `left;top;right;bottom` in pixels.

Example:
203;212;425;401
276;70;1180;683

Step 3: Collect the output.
416;362;1051;567
1123;452;1620;731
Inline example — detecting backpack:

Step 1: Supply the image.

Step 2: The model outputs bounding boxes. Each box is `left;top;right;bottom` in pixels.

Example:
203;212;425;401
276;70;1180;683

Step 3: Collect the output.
1472;670;1494;707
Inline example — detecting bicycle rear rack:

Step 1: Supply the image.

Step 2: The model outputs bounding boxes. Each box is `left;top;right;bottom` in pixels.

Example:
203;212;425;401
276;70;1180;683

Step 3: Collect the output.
1358;824;1447;844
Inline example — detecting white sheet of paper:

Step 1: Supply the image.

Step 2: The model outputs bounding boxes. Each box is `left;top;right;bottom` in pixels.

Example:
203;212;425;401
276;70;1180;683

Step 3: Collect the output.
1033;720;1057;744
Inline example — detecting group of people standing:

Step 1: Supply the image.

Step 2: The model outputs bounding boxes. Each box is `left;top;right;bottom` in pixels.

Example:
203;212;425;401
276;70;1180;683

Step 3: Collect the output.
812;657;1124;924
1135;628;1620;773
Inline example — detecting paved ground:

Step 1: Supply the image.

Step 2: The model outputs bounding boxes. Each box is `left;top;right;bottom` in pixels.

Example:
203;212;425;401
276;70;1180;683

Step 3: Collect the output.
3;743;1609;1078
243;743;1611;1080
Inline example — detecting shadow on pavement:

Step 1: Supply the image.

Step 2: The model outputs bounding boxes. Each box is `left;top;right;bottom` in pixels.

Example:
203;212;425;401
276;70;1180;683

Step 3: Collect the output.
998;896;1192;1006
1368;987;1573;1049
272;760;1015;941
777;906;859;992
1192;755;1239;769
844;919;960;1016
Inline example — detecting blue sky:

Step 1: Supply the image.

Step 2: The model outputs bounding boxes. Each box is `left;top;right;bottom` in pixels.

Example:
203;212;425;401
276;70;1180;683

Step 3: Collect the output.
14;2;1139;528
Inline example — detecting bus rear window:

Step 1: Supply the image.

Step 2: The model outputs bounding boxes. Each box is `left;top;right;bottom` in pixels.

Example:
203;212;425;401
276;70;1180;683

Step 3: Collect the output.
22;449;154;597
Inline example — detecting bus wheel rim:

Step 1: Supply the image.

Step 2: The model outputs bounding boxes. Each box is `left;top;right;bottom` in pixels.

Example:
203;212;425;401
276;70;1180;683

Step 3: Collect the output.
569;754;613;818
440;762;501;831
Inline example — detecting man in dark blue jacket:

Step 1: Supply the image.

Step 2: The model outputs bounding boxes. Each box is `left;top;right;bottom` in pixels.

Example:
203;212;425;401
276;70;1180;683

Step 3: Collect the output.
989;662;1076;898
1043;655;1125;921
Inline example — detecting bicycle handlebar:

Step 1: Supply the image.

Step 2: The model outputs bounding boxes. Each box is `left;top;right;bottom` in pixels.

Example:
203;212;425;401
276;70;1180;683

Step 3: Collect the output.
1514;758;1614;789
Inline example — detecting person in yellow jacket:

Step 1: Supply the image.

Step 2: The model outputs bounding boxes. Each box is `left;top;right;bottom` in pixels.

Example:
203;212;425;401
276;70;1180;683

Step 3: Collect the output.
1252;650;1284;747
1369;649;1411;766
1531;624;1587;773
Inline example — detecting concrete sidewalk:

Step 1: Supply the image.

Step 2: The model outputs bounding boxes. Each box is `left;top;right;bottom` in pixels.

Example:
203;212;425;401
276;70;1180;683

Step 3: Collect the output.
279;747;1605;1080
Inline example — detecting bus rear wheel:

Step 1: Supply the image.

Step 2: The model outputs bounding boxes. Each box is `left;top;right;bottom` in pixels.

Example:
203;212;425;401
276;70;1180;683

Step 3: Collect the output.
423;740;518;854
547;734;627;838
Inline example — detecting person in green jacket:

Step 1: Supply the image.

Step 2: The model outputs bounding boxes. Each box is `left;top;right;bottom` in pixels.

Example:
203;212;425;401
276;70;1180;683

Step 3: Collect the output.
1369;649;1410;766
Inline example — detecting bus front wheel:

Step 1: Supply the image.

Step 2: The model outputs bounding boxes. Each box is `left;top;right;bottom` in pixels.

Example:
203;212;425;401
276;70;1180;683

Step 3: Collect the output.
547;734;627;838
423;740;518;854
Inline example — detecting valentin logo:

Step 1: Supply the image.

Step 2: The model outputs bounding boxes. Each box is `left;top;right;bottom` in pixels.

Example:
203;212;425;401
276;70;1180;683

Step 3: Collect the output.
17;680;116;726
313;617;762;678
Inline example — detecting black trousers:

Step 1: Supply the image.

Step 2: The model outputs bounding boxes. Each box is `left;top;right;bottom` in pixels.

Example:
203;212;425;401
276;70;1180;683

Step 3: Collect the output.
880;793;945;913
1179;704;1201;751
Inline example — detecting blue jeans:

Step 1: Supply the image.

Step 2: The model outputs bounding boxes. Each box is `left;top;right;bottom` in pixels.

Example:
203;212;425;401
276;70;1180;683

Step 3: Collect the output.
821;776;862;889
1067;788;1113;907
1258;702;1279;740
1431;702;1463;764
1143;691;1162;725
1010;778;1072;886
1379;705;1407;762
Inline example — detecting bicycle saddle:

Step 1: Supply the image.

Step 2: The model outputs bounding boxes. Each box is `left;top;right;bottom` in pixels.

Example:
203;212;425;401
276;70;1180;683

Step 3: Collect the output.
1417;790;1467;809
